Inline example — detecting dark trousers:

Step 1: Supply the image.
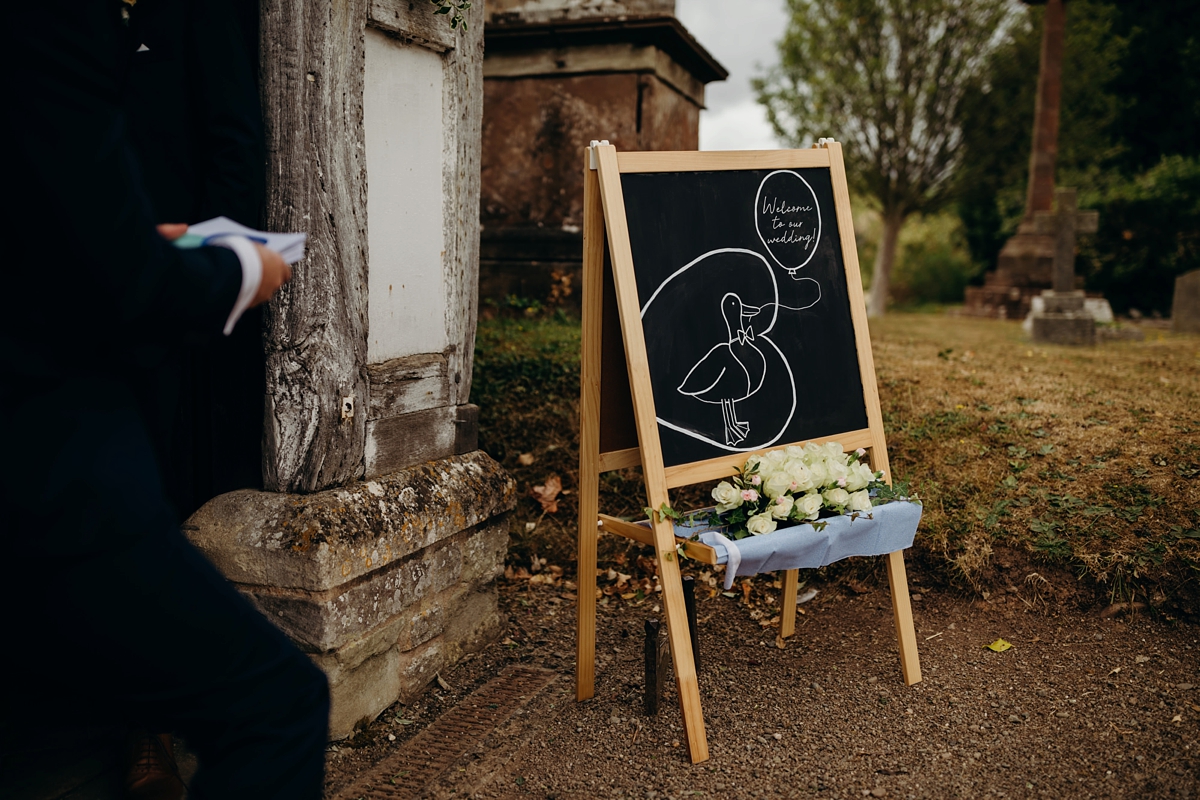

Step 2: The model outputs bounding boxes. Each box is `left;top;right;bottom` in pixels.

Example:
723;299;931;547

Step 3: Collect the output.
3;381;328;799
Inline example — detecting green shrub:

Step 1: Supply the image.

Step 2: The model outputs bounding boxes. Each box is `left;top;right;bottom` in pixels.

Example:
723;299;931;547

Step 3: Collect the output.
889;213;980;307
1081;155;1200;315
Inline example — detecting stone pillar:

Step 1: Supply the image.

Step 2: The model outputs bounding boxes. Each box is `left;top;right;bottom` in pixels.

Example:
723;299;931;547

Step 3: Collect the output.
1022;0;1066;226
185;1;515;739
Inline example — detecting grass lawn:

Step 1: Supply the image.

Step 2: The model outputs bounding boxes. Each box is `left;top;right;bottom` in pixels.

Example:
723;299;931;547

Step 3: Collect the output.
471;312;1200;620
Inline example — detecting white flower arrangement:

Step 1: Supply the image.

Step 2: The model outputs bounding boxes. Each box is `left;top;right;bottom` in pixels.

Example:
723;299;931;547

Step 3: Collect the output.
704;443;892;540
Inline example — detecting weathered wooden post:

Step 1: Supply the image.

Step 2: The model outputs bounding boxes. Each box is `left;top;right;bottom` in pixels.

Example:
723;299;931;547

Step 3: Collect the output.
187;1;517;739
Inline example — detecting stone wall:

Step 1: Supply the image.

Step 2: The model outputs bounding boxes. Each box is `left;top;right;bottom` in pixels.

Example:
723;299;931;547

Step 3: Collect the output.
187;451;515;738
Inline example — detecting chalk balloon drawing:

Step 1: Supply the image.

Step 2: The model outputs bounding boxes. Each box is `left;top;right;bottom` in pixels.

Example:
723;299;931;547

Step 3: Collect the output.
755;170;822;278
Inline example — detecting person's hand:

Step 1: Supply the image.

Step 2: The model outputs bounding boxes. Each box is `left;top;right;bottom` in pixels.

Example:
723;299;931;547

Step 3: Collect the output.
252;244;292;306
156;223;189;241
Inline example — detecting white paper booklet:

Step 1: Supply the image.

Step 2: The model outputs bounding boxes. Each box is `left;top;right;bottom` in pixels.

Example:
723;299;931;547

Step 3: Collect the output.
176;216;307;265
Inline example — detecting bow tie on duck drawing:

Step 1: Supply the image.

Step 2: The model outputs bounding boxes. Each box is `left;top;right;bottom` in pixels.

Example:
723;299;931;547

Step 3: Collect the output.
736;322;756;346
677;292;769;446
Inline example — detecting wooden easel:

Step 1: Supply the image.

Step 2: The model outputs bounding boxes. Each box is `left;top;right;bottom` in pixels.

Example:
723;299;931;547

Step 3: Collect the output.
577;142;921;765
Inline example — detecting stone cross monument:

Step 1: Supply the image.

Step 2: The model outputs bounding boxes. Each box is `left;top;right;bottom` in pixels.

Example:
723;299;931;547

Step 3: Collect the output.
1030;187;1099;344
963;0;1069;319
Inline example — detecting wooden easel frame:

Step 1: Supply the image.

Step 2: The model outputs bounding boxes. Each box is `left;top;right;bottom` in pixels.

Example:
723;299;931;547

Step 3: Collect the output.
577;142;921;765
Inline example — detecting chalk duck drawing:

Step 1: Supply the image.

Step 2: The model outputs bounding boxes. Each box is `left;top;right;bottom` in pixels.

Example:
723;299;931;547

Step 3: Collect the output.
640;248;821;452
676;293;768;445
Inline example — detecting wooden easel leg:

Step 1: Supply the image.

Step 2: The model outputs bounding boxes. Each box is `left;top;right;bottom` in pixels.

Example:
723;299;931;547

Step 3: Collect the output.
576;150;605;702
576;490;598;701
780;569;799;639
885;550;922;685
653;537;709;763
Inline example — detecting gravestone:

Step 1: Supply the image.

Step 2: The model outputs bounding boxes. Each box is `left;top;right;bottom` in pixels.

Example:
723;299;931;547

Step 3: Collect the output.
1173;269;1200;334
1030;187;1099;345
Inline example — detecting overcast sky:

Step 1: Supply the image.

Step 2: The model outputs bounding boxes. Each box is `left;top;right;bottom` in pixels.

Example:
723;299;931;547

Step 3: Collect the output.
675;0;790;151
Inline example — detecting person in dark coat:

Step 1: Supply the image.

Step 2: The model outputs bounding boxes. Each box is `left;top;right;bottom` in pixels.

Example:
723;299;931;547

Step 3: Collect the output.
1;3;329;798
119;1;274;793
124;0;267;521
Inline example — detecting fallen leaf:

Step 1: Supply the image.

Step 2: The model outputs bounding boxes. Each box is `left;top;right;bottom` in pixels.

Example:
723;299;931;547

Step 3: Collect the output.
436;673;451;691
847;581;871;595
1108;666;1122;676
985;639;1013;652
1135;655;1151;663
775;634;787;650
742;580;753;604
1171;714;1182;724
797;588;819;605
517;452;535;466
530;475;562;513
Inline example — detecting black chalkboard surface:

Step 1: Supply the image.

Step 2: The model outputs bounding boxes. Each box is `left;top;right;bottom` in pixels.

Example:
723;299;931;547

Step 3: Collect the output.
620;168;868;469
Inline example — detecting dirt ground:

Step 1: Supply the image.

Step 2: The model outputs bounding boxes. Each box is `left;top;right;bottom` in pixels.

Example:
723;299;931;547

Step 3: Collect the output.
326;572;1200;799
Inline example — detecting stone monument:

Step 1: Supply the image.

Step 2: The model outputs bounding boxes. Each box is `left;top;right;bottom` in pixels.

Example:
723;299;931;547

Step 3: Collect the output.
184;0;516;739
479;0;726;307
1029;187;1099;344
964;0;1069;319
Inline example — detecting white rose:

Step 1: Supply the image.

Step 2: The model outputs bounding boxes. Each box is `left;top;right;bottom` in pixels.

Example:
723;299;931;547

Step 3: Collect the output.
825;458;849;487
795;491;823;520
743;454;763;475
845;462;873;492
712;481;742;513
771;494;794;520
746;511;778;536
765;449;788;468
763;470;793;499
785;459;815;492
823;441;845;458
805;455;830;487
785;445;806;460
847;490;872;512
823;487;850;510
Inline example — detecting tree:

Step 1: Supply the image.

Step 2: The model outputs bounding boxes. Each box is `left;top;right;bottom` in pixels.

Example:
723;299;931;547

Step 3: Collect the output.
755;0;1017;316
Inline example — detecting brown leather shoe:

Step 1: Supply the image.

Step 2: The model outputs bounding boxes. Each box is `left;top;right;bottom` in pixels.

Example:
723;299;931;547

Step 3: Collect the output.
125;730;185;800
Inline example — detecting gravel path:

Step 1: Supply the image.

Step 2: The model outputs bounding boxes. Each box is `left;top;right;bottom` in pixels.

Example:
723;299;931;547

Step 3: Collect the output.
326;574;1200;799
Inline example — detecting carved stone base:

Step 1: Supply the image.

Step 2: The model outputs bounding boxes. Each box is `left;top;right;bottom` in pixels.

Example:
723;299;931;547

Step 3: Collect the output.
186;450;516;738
1031;291;1095;345
963;230;1089;320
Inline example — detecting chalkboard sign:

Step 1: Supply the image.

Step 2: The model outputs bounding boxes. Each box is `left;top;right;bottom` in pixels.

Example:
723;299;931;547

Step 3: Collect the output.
621;167;868;468
576;144;900;765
